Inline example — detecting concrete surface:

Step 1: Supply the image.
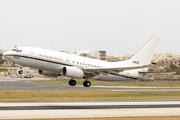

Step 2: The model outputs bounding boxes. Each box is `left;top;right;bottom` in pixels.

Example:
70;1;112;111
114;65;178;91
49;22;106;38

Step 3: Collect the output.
0;100;180;119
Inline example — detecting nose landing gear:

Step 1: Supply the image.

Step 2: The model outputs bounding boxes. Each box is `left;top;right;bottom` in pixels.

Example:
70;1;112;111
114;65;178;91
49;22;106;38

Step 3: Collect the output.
19;70;23;74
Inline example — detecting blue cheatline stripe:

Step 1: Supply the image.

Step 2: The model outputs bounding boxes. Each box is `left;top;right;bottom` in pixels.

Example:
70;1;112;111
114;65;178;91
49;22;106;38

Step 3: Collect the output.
6;55;137;80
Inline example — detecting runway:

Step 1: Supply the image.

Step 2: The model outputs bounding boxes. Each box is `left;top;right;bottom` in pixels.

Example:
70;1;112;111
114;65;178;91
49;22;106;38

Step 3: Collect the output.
1;78;180;119
1;100;180;119
0;78;180;91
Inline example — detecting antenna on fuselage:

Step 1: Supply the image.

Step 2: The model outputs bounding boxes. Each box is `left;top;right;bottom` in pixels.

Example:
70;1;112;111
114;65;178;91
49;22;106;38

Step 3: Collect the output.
15;44;17;48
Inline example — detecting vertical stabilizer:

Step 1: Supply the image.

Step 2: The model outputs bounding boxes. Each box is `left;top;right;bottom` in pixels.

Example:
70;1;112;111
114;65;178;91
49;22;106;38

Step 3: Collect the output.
126;36;160;66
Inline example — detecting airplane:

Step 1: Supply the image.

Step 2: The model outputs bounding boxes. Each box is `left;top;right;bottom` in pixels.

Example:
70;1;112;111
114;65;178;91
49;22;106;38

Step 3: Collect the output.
3;36;160;87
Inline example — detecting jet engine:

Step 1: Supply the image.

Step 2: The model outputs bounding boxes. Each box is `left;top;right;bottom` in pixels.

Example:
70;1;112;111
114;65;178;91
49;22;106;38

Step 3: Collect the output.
62;66;84;79
38;70;60;77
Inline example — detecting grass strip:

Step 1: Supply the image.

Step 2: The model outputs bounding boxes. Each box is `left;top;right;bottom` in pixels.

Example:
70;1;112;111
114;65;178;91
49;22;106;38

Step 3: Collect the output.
0;91;180;102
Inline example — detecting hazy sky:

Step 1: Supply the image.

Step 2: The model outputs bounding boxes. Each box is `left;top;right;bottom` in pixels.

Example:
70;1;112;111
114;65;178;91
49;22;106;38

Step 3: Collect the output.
0;0;180;56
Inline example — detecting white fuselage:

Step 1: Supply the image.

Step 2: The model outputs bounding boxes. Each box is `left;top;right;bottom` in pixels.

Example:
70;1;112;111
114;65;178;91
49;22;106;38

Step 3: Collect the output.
4;47;148;81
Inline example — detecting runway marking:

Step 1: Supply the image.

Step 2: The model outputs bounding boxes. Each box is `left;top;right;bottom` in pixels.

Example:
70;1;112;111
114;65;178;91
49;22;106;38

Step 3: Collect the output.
1;104;180;110
1;101;180;119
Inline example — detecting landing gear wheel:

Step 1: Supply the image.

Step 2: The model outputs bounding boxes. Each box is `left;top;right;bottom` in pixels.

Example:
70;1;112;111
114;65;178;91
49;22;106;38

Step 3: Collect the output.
19;70;23;74
83;81;87;87
69;79;76;86
83;81;91;87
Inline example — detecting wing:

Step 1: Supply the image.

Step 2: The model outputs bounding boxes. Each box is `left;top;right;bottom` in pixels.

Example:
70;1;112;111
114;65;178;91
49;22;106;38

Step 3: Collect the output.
83;65;150;75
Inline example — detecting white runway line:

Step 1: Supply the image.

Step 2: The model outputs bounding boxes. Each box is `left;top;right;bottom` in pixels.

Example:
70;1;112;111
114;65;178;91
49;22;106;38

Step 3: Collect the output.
1;101;180;119
1;101;180;107
1;108;180;119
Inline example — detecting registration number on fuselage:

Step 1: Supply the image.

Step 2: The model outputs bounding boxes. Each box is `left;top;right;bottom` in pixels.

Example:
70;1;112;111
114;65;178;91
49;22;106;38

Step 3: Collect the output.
14;56;20;59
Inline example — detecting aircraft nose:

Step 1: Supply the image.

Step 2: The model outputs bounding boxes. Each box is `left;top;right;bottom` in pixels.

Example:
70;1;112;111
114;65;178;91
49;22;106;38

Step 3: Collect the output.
3;51;12;58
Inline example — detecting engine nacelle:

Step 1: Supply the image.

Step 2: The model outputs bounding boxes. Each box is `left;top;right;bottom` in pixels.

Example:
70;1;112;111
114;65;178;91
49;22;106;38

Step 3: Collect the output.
38;70;59;77
62;66;84;79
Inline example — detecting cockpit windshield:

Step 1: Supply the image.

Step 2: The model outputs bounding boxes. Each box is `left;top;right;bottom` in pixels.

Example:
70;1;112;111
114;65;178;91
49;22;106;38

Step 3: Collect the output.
12;49;22;52
17;50;22;52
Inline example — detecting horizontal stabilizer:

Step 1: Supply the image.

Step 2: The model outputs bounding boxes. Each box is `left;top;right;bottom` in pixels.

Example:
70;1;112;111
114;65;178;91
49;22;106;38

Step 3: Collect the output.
152;54;162;65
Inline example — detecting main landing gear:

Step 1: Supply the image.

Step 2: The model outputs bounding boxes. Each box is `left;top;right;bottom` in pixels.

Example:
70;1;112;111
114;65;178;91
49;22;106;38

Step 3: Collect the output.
83;81;91;87
68;79;91;87
69;79;76;86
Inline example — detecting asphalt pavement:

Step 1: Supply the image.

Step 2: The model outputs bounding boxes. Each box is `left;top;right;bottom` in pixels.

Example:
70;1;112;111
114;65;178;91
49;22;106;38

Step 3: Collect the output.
0;77;180;91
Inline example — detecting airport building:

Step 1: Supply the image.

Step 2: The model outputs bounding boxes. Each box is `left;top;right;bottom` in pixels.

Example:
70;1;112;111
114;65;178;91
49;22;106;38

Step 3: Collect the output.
67;49;90;56
152;54;180;69
106;55;132;62
0;49;14;67
94;50;107;61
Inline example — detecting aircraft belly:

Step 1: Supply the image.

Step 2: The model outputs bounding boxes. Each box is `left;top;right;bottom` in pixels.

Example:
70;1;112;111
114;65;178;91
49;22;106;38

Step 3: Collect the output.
30;59;62;72
96;75;135;82
12;57;32;67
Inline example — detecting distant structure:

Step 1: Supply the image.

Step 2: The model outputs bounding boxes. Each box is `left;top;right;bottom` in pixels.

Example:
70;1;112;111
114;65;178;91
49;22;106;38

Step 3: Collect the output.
68;49;90;56
152;54;180;69
94;50;106;61
0;49;14;67
106;55;132;62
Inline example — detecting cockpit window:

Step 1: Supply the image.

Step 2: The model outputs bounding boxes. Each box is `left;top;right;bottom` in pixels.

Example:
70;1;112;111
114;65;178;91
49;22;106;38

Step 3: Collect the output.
17;50;22;52
12;49;22;52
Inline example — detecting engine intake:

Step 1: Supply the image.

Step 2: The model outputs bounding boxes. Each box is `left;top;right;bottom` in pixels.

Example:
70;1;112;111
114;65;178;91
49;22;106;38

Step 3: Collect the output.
63;66;84;79
38;70;59;77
